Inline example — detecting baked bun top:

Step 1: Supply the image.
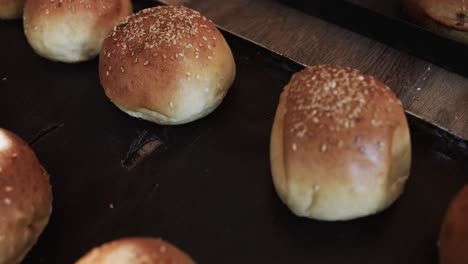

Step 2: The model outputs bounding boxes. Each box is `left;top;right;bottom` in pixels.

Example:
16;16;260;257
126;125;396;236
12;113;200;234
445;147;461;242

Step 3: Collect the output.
76;238;196;264
99;5;236;125
282;65;405;161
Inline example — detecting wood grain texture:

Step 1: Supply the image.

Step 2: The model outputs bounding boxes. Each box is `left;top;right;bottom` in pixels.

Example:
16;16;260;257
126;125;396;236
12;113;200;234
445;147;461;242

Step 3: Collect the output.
160;0;468;139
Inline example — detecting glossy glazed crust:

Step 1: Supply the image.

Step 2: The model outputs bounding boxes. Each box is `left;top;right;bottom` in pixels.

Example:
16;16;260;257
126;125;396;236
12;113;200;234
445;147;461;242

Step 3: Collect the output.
99;6;236;125
0;128;52;264
270;65;411;221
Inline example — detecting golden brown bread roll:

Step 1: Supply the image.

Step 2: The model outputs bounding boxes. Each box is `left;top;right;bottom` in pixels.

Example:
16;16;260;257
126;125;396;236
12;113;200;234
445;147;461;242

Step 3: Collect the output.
99;5;236;125
0;0;25;19
0;128;52;264
23;0;133;63
439;185;468;264
270;65;411;221
76;237;196;264
403;0;468;44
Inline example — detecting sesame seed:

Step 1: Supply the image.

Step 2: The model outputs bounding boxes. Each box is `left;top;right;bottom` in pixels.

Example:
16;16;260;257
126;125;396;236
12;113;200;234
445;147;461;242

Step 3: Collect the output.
5;186;13;192
169;101;173;108
160;245;166;253
144;61;149;66
320;144;327;152
109;203;114;209
105;5;210;62
4;198;11;205
292;143;297;151
208;56;213;60
120;67;125;73
371;119;382;127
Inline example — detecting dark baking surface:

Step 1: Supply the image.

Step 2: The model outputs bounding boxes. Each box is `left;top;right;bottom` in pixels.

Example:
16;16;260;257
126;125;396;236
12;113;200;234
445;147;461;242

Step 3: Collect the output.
0;0;467;263
280;0;468;79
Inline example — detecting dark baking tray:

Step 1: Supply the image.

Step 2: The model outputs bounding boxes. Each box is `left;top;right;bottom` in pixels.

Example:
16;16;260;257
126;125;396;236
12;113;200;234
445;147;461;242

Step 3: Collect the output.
280;0;468;79
1;1;467;263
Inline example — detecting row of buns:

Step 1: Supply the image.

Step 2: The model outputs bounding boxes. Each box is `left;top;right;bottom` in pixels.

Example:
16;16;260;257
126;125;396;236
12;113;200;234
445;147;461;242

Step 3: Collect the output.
1;2;234;263
1;1;467;264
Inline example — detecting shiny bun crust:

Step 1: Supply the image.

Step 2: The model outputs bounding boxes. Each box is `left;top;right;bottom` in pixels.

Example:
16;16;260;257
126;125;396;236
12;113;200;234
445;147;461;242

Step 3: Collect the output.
439;185;468;264
76;237;196;264
0;0;26;19
23;0;132;63
403;0;468;44
270;65;411;221
0;128;52;264
99;5;236;125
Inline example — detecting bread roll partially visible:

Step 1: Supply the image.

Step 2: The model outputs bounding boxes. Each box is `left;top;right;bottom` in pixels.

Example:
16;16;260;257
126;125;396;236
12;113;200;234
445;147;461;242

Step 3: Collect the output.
99;5;236;125
439;185;468;264
0;0;25;19
270;65;411;221
0;128;52;264
23;0;132;63
76;237;196;264
403;0;468;44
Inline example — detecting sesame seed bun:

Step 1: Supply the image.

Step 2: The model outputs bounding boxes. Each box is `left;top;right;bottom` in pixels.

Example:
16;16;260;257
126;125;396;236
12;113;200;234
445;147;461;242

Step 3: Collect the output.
0;128;52;264
439;185;468;264
403;0;468;44
23;0;132;63
0;0;25;19
270;65;411;221
99;6;236;125
76;237;196;264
